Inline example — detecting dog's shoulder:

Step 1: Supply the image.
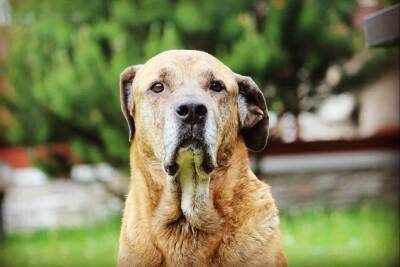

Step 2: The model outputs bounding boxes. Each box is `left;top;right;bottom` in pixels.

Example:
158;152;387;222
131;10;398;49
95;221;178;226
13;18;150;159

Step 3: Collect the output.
215;172;285;266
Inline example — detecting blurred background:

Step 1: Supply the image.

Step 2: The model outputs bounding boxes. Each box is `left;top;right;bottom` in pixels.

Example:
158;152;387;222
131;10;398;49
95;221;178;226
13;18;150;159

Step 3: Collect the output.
0;0;399;266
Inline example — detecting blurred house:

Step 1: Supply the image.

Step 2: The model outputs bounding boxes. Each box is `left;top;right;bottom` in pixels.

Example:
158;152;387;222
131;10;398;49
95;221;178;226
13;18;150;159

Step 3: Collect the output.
262;61;399;210
359;67;399;136
295;64;399;141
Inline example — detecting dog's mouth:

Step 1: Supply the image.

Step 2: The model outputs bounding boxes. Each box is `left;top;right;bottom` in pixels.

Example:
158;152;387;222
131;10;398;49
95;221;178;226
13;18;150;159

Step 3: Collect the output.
163;134;216;176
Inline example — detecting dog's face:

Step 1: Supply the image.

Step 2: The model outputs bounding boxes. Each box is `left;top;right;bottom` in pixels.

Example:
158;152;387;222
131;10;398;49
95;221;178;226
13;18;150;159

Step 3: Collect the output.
120;50;269;176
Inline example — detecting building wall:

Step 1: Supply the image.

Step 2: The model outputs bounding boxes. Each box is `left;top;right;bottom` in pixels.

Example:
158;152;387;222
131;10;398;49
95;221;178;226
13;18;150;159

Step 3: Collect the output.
359;67;400;136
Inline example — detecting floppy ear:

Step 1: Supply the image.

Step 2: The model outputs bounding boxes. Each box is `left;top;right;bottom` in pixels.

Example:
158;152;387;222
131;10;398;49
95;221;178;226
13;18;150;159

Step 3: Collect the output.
120;65;142;142
236;74;269;152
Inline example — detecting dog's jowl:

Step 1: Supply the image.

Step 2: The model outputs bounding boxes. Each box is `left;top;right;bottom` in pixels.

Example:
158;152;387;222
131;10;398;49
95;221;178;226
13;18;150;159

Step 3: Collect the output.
118;50;287;267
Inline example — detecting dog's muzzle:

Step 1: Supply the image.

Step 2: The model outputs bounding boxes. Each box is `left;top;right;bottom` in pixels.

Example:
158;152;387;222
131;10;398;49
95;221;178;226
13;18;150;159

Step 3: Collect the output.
163;99;216;176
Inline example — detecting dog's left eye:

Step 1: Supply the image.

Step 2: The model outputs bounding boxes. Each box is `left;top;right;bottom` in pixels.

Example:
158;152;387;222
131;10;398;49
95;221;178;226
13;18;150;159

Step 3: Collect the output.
150;82;164;93
209;81;225;92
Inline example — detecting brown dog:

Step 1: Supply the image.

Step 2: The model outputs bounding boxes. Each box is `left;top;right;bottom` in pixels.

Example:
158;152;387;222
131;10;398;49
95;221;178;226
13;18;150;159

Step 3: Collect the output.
118;50;287;267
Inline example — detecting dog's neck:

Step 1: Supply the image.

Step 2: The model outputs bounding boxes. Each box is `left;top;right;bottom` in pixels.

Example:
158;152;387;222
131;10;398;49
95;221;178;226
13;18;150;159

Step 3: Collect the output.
129;139;250;232
174;149;214;226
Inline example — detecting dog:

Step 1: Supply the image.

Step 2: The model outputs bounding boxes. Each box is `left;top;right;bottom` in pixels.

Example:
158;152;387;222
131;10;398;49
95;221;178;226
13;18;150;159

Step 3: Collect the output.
118;50;287;267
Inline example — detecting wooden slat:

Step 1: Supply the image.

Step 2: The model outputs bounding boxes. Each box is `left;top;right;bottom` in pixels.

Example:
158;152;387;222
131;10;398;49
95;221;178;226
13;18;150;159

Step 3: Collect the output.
255;130;400;157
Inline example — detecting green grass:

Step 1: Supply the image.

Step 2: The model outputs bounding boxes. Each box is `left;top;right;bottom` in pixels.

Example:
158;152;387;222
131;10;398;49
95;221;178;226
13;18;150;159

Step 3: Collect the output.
281;202;399;267
0;202;398;267
0;217;121;267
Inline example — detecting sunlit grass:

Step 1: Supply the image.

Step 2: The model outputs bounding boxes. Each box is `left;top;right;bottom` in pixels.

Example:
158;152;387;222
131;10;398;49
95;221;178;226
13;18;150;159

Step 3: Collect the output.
281;202;399;267
0;202;398;267
0;217;121;267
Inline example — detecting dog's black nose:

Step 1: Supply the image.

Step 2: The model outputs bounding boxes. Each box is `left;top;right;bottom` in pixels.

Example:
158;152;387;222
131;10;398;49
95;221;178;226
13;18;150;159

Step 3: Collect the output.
175;101;207;124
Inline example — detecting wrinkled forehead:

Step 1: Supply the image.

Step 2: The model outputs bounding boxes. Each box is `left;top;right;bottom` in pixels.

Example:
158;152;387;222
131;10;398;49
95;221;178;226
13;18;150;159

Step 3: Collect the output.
135;51;237;90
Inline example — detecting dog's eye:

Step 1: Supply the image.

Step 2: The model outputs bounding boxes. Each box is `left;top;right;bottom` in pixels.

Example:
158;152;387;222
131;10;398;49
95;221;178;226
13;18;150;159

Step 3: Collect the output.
150;82;164;93
209;81;225;92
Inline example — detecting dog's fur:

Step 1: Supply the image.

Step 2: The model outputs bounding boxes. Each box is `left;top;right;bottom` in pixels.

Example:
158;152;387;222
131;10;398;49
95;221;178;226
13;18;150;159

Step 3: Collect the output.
118;50;287;267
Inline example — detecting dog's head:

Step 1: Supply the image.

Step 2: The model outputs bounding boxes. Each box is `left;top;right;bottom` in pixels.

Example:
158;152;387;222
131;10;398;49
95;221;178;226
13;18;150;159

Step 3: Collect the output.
120;50;269;176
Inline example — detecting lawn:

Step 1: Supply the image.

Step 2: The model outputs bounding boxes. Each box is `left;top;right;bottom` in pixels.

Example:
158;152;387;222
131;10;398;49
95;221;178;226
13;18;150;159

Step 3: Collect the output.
0;202;398;267
282;202;399;267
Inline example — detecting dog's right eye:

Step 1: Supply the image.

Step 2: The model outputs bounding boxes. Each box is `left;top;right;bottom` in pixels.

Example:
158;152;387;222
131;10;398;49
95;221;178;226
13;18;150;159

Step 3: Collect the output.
150;82;164;93
209;81;225;93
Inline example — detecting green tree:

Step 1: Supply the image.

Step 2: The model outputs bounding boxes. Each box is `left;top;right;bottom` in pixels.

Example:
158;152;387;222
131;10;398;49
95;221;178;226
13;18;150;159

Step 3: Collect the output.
2;0;395;168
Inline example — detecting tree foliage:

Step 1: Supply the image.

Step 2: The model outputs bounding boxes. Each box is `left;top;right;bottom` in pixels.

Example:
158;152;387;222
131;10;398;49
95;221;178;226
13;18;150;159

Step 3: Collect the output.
2;0;394;167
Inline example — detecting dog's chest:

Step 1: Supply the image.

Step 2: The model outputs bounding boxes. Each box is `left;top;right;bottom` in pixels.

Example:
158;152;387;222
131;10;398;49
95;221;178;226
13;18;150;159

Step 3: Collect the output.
161;222;223;267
